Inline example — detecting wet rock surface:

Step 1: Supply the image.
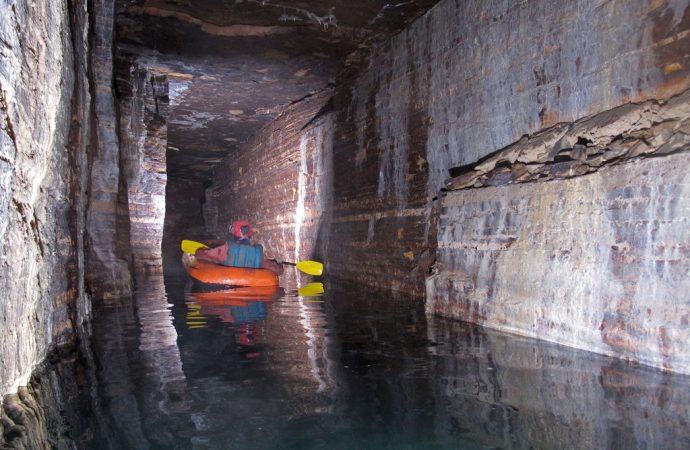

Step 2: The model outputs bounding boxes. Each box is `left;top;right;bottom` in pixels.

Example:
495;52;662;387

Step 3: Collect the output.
117;63;170;273
428;90;690;373
0;0;84;400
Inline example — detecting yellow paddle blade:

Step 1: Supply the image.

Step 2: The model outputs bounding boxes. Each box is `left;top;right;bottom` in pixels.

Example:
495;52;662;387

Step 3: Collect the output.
295;260;323;276
298;282;324;297
181;239;209;255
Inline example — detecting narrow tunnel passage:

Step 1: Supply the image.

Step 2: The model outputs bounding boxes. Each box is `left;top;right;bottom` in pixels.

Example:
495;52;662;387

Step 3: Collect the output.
1;0;690;447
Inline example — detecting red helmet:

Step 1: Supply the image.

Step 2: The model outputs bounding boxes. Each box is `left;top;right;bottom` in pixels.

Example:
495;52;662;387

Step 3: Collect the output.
232;220;253;239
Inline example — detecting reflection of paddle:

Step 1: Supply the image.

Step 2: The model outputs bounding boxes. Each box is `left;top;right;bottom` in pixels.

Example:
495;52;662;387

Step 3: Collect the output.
298;282;324;297
181;240;324;276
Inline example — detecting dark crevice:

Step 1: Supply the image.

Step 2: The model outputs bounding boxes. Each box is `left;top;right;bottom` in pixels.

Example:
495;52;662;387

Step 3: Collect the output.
447;134;533;179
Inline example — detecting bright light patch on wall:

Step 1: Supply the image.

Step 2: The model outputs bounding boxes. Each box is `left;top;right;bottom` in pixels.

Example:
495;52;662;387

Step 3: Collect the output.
168;79;191;106
153;194;166;221
294;134;308;264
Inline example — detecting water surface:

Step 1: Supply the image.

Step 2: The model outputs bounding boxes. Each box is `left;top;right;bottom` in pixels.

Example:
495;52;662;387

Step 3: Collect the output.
80;265;690;449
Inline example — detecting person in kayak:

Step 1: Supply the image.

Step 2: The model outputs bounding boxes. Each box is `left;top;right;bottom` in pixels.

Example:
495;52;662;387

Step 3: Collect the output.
187;220;284;275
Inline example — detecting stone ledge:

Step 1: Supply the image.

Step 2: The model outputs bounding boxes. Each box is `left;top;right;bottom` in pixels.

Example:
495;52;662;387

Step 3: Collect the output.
444;89;690;191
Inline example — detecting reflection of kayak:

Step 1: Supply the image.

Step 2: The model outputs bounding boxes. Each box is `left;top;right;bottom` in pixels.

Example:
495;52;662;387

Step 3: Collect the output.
190;285;281;305
183;258;279;287
188;286;279;326
193;300;267;324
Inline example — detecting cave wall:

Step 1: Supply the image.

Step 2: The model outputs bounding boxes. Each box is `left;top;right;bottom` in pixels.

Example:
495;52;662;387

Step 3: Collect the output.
203;0;689;372
339;0;689;373
117;62;169;273
412;0;690;373
202;90;335;267
427;93;690;373
2;0;168;408
0;0;87;400
84;0;134;298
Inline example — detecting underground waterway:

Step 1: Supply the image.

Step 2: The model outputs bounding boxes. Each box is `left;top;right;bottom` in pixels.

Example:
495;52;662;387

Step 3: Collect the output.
28;258;690;449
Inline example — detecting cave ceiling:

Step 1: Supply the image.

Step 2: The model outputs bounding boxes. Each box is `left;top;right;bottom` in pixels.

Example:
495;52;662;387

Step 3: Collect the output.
115;0;440;183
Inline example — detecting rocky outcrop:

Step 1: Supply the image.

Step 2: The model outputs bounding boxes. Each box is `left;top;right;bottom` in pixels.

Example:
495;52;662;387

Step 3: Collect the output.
443;92;690;190
84;0;133;298
117;61;169;273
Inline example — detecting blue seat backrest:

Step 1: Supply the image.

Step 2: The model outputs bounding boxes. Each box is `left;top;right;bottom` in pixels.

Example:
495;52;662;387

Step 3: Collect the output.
225;243;263;269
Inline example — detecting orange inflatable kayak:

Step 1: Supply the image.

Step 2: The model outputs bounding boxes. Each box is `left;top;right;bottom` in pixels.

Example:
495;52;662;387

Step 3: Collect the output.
183;258;279;287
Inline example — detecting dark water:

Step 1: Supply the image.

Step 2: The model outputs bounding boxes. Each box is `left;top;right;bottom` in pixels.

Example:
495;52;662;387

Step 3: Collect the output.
77;264;690;450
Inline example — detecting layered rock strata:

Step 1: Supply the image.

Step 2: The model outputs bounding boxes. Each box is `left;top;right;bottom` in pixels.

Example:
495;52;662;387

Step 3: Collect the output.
198;0;690;372
2;0;167;412
428;91;690;373
1;0;85;400
117;61;169;273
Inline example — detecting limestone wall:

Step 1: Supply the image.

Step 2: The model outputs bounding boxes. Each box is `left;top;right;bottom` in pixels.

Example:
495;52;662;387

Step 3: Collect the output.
84;0;134;298
0;0;82;399
1;0;157;402
330;0;688;295
343;0;690;371
117;62;169;273
413;0;690;373
343;0;687;195
201;0;689;371
428;93;690;373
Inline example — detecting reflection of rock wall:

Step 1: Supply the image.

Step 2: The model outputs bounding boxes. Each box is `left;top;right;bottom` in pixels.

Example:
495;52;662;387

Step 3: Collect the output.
426;317;690;449
428;93;690;373
133;274;189;445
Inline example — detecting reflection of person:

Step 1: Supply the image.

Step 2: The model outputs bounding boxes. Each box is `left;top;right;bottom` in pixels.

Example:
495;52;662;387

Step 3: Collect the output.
237;321;262;360
237;322;260;346
190;220;284;275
